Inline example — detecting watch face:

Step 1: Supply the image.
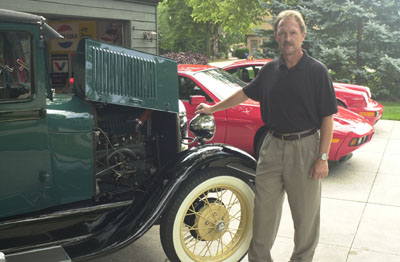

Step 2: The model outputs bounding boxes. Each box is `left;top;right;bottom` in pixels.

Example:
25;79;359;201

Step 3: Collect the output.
320;153;328;160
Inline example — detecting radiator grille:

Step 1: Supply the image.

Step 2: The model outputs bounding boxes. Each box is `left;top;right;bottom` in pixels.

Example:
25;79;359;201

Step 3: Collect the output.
90;47;157;100
76;38;179;113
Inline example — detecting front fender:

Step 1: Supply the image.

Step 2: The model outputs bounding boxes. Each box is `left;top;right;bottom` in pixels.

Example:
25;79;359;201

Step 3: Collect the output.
139;143;257;228
163;143;256;183
157;143;257;216
72;144;256;261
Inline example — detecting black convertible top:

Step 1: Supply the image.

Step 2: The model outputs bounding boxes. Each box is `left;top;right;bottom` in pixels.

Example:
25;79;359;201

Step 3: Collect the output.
0;9;63;39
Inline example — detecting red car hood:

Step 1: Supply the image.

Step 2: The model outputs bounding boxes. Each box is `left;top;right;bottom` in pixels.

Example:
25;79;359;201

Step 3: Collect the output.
334;82;371;98
334;106;374;135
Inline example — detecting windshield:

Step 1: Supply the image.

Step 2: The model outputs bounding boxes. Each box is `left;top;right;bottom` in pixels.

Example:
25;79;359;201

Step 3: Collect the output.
193;68;246;100
0;31;33;101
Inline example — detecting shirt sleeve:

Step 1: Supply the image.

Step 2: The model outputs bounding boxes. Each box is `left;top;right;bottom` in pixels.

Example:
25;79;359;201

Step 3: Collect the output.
242;66;265;102
317;64;338;117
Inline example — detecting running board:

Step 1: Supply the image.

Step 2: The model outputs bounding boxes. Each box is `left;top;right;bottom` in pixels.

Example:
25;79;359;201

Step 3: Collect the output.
1;246;71;262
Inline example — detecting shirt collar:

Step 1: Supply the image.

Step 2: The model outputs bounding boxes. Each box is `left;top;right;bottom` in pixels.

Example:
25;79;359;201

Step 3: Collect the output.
279;49;309;70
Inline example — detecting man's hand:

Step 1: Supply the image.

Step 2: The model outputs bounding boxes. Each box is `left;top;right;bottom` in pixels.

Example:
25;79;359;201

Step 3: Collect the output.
309;159;329;179
310;115;334;179
195;103;213;115
194;89;248;116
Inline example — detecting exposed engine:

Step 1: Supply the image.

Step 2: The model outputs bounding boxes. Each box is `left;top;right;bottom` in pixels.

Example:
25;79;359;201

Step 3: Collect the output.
93;104;180;195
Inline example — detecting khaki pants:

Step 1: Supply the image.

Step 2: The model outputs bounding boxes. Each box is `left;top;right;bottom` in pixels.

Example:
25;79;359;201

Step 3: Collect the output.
248;131;321;262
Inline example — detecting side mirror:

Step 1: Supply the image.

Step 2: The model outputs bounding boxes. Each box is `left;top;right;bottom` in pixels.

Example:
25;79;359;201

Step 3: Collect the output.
190;95;207;105
189;114;215;144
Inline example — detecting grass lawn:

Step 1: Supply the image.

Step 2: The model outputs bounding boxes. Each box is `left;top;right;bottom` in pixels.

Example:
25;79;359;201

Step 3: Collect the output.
379;100;400;121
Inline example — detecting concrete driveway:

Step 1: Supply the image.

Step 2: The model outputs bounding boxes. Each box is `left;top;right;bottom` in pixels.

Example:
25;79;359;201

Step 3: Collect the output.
90;119;400;262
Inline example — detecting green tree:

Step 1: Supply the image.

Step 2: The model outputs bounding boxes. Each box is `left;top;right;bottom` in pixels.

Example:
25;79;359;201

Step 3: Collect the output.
158;0;208;55
182;0;265;58
259;0;400;99
185;0;265;34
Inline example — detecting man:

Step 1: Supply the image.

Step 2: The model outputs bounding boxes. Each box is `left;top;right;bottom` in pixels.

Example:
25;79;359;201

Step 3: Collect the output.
195;10;337;262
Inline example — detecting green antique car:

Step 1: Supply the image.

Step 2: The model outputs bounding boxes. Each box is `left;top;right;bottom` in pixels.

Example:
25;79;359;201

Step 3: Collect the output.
0;9;256;262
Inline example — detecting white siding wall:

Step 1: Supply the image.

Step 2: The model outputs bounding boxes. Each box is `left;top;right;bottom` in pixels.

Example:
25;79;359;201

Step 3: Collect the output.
0;0;158;53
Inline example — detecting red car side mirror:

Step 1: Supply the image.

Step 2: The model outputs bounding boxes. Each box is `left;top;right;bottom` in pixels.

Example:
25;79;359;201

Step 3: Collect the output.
190;95;207;105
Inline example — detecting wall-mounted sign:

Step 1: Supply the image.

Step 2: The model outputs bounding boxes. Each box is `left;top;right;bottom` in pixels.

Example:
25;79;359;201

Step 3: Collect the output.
101;23;122;44
52;59;68;73
49;21;97;53
51;54;69;87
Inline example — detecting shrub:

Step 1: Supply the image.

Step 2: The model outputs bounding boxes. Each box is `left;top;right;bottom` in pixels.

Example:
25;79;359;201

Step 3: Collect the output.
162;52;209;65
234;47;249;59
215;52;226;59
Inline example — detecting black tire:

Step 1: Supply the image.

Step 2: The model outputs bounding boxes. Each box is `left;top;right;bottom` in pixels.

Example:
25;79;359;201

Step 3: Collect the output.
160;167;254;262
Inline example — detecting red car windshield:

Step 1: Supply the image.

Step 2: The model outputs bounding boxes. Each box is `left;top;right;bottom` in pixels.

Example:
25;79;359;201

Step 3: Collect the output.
193;68;246;100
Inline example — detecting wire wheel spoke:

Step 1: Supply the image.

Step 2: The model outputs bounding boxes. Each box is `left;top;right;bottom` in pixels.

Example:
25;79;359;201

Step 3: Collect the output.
181;185;248;260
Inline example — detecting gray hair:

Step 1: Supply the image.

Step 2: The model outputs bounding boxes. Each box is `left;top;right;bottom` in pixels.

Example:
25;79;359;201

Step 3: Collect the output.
274;10;306;34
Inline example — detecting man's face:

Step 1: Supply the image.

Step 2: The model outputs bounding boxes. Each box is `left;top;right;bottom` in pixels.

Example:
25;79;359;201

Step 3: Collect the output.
274;17;305;57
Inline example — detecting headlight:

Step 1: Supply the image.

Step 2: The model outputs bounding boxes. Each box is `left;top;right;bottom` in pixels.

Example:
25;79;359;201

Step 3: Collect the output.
189;114;216;142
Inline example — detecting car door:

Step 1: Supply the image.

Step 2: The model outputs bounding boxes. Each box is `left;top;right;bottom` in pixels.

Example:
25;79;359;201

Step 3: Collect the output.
178;75;227;143
224;100;263;155
0;27;54;218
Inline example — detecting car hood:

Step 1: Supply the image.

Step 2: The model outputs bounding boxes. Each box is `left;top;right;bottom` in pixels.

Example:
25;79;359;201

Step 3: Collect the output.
334;82;371;98
334;86;365;97
334;106;374;135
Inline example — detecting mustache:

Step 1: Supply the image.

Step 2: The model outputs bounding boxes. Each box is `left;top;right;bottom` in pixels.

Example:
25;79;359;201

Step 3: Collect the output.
283;41;293;46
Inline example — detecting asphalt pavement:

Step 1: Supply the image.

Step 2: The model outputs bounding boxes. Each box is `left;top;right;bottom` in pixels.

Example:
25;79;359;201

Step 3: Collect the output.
90;119;400;262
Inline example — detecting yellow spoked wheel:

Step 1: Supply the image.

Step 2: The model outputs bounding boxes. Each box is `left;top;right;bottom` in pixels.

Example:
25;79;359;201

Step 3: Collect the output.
160;168;254;262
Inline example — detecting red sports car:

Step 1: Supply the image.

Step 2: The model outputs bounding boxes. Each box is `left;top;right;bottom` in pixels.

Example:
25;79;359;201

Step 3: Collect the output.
178;64;375;161
223;59;384;125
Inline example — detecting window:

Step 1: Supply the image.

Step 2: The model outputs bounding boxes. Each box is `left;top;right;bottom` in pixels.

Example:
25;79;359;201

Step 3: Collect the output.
192;69;245;100
226;68;239;78
178;76;213;102
0;31;32;101
250;40;258;55
238;66;263;82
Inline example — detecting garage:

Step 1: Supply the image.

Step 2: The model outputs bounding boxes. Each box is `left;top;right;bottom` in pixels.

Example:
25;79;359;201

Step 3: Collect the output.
0;0;160;90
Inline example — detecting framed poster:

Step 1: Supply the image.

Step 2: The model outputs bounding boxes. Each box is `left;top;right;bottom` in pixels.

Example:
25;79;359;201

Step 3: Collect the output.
51;54;69;87
49;21;97;53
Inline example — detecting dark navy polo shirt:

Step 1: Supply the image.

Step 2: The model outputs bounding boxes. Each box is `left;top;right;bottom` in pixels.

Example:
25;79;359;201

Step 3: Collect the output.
243;50;338;133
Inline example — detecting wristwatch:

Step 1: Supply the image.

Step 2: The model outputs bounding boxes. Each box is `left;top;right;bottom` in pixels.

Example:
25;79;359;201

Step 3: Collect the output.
318;153;329;161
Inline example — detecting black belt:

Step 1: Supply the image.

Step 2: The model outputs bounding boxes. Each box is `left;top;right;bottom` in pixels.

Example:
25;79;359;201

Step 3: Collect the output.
270;128;317;141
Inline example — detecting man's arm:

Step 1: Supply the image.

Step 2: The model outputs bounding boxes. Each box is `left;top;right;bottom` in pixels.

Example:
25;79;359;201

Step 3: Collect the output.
195;89;249;115
310;114;334;179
